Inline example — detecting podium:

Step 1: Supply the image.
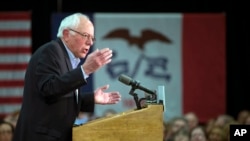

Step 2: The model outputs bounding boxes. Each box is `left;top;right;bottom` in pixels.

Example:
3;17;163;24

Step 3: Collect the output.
72;104;164;141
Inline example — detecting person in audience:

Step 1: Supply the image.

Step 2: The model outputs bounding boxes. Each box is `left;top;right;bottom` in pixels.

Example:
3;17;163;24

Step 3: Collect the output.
0;121;14;141
236;109;249;124
190;126;207;141
166;116;189;141
3;110;20;128
184;112;199;131
102;109;117;117
204;118;215;134
243;114;250;124
172;128;190;141
73;112;91;126
223;119;238;141
207;126;227;141
214;114;234;128
163;121;172;141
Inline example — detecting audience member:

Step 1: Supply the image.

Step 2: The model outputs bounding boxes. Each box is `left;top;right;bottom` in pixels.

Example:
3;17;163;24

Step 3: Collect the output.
236;109;249;124
204;118;215;134
73;112;91;126
190;126;207;141
0;121;14;141
214;114;234;128
207;126;227;141
172;128;190;141
166;116;189;141
223;120;238;141
184;112;199;131
102;109;117;117
163;121;172;141
3;110;20;128
244;114;250;125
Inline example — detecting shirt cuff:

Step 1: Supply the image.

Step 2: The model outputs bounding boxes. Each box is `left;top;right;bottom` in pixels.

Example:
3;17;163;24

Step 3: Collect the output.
80;67;89;79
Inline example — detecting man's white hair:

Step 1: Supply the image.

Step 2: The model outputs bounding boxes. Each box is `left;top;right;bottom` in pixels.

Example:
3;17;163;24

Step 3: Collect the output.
56;13;90;37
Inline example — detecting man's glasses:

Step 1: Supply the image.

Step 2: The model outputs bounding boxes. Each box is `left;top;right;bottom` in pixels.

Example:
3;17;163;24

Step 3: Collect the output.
68;28;96;42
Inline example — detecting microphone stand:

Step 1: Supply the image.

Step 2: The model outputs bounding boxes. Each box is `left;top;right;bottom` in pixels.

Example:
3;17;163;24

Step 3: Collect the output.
129;87;142;110
128;81;158;110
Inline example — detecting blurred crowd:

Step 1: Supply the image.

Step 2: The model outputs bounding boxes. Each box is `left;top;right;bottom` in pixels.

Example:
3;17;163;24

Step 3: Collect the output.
0;109;250;141
163;110;250;141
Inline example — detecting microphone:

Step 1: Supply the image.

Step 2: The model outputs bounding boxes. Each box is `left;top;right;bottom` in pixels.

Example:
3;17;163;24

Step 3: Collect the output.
118;74;156;95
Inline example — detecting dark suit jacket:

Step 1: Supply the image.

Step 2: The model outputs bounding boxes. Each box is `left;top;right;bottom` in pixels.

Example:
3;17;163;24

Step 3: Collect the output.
12;38;94;141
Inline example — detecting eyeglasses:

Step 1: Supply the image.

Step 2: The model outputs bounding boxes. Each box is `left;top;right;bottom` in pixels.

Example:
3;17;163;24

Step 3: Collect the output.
68;28;96;42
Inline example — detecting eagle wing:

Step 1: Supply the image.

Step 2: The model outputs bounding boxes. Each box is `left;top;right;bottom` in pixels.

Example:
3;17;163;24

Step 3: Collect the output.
141;29;172;44
103;28;131;41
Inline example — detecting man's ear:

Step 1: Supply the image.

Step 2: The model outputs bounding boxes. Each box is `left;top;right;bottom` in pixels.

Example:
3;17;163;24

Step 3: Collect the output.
63;29;71;40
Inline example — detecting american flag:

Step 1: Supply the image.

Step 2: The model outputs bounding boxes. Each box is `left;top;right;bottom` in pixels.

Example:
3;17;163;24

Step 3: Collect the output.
0;12;31;119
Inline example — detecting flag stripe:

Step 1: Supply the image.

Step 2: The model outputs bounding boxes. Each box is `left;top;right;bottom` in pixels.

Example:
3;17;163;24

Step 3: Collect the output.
0;30;31;37
0;70;25;79
0;80;24;87
0;97;23;104
0;38;31;46
0;87;23;96
0;64;28;70
0;21;31;30
0;54;31;63
0;12;30;20
0;47;31;54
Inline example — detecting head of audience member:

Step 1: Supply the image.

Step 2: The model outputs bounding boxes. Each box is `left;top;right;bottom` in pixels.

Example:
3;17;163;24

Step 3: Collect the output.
3;110;20;128
237;110;249;124
74;112;91;125
205;118;215;134
190;126;207;141
171;117;189;134
172;128;190;141
214;114;234;128
184;112;199;131
244;114;250;125
163;121;172;141
167;116;189;141
102;109;117;117
0;121;14;141
207;126;227;141
223;120;238;141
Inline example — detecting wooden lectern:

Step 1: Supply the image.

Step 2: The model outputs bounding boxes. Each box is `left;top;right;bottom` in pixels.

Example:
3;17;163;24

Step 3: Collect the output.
73;104;164;141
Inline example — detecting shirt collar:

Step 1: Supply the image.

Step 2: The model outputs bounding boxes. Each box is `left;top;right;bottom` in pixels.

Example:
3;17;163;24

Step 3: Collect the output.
62;40;80;68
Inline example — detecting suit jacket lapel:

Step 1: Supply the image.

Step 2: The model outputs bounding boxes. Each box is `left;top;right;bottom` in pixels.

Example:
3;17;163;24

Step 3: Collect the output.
53;38;78;108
